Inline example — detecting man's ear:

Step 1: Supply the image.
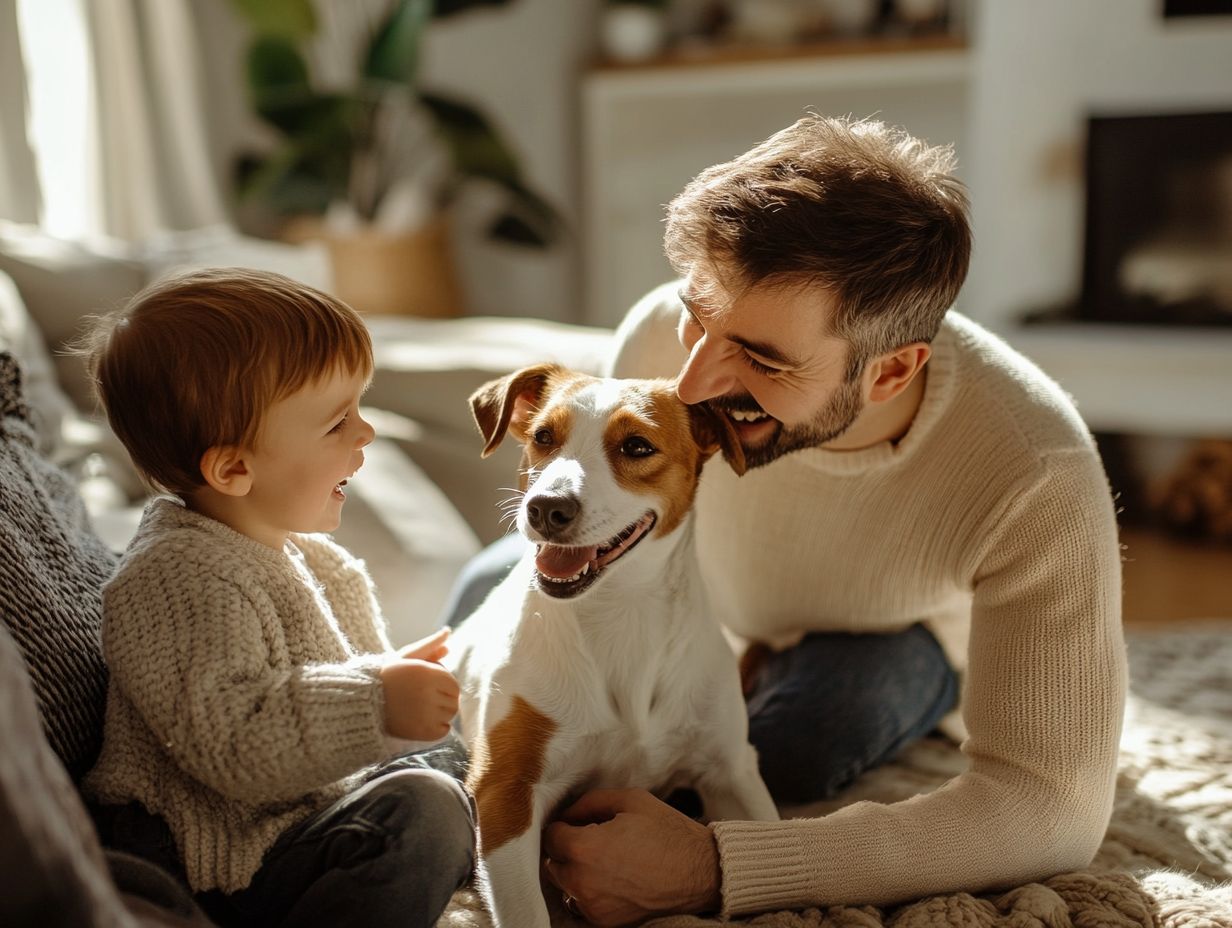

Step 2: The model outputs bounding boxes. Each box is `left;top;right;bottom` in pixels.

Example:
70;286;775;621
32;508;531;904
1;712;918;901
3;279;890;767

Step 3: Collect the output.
865;343;931;404
199;445;253;497
469;363;563;458
687;402;747;477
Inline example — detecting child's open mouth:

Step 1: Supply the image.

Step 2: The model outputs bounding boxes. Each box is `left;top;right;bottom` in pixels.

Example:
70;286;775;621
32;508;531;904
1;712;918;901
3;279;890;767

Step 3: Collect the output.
332;479;348;500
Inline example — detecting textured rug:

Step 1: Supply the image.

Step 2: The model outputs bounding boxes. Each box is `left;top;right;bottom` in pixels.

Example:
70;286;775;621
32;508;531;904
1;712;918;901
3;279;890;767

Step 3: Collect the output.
439;623;1232;927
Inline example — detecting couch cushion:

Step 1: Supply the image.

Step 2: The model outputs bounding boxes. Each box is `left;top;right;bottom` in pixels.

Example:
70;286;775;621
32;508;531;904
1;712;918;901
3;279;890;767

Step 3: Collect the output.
0;269;75;454
0;352;116;781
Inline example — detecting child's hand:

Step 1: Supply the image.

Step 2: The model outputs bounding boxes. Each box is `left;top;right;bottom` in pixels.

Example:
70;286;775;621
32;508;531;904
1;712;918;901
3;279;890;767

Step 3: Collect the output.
400;627;450;663
379;659;460;741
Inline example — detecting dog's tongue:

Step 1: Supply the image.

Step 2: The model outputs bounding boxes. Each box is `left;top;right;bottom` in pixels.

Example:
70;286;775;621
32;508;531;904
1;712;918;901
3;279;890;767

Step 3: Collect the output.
535;544;597;579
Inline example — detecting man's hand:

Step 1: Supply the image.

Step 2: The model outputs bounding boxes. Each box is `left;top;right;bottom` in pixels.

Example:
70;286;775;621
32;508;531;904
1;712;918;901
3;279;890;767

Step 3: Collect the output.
399;627;450;663
542;789;721;927
379;656;459;741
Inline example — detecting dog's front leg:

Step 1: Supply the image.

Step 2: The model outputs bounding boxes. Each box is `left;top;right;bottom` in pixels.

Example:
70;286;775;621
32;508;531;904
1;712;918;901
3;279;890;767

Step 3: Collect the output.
696;739;780;822
477;814;553;928
467;694;561;928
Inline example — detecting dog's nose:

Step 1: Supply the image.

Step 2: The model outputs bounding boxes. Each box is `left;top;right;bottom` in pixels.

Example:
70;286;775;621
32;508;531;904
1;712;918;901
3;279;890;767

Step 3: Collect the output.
525;493;580;537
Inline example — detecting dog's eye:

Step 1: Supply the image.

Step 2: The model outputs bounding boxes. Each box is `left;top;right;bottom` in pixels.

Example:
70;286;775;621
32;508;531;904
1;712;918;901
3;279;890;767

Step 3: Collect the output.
533;428;554;446
621;436;656;458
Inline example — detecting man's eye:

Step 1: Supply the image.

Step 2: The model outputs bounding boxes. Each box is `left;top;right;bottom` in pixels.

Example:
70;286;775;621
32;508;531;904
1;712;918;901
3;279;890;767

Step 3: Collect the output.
742;353;780;376
621;436;656;457
329;415;348;434
533;428;554;446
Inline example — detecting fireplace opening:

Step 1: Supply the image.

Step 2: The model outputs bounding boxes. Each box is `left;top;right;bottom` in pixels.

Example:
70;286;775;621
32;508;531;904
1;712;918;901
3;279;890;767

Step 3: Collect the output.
1080;109;1232;327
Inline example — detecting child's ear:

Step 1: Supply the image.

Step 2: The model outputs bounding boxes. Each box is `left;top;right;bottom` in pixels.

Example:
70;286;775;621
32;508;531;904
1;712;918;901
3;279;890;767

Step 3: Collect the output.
199;446;253;497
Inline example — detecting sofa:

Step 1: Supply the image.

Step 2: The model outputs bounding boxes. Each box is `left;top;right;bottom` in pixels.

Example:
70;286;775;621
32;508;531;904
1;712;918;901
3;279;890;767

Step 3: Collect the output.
0;222;614;646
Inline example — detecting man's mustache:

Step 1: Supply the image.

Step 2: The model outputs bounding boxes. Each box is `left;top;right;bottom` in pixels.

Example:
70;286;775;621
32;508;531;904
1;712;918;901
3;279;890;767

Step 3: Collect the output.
705;394;769;417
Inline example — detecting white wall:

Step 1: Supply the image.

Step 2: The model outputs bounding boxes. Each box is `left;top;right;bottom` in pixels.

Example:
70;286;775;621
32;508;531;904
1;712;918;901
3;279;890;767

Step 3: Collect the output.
962;0;1232;332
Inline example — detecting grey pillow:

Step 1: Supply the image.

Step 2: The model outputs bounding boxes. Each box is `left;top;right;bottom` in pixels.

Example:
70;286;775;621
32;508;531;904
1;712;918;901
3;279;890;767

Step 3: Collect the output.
0;351;116;781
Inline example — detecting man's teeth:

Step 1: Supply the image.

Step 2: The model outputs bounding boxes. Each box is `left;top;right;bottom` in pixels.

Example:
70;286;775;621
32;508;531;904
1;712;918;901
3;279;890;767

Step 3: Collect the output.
730;410;769;423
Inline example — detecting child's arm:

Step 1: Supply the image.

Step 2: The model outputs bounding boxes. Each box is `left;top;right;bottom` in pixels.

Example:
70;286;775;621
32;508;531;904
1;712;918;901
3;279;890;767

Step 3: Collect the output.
103;568;388;805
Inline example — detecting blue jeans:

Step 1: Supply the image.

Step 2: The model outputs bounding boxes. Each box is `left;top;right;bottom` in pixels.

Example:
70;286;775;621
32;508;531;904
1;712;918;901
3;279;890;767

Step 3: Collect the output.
95;754;475;928
438;533;958;805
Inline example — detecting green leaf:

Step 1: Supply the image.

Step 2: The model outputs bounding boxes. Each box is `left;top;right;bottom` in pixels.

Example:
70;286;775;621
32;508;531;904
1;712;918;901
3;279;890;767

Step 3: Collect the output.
364;0;431;87
229;0;317;39
246;36;316;132
420;92;520;185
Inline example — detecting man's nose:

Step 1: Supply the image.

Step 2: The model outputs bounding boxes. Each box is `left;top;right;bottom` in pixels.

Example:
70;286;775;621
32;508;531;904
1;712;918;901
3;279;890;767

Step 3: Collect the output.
676;337;734;405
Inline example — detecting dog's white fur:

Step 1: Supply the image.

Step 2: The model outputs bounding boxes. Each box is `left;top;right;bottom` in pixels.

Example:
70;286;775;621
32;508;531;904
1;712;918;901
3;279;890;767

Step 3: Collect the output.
446;364;778;928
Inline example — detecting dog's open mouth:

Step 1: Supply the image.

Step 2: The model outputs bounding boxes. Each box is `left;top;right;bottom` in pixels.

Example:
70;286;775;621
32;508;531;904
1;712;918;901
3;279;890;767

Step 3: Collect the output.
533;511;657;599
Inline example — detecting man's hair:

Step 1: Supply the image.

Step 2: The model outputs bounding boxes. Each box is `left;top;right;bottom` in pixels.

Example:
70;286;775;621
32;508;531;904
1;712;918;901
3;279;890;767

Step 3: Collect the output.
77;267;373;496
664;114;972;377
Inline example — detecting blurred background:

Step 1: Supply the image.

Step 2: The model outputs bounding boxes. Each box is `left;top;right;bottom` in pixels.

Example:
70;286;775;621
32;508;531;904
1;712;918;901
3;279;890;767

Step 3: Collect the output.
1;0;1231;623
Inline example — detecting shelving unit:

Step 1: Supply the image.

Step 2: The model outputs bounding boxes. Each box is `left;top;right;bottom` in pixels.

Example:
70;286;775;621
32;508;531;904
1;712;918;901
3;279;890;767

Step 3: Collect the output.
580;36;972;327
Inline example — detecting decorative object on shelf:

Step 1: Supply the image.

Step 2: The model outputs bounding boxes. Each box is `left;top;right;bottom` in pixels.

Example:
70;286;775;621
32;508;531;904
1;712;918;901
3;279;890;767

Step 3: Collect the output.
229;0;561;316
824;0;881;38
1150;438;1232;543
894;0;949;33
728;0;809;45
600;0;670;63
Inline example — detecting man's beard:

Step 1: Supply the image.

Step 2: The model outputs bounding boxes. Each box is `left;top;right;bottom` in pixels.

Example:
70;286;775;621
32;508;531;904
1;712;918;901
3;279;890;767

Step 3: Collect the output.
708;378;865;469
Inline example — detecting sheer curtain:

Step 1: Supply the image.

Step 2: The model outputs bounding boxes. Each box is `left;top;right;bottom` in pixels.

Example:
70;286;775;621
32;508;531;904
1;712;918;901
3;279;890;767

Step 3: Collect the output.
4;0;226;243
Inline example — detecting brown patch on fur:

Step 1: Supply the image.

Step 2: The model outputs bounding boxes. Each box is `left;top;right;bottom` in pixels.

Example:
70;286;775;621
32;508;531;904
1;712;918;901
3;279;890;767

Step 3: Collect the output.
466;696;558;855
607;384;707;536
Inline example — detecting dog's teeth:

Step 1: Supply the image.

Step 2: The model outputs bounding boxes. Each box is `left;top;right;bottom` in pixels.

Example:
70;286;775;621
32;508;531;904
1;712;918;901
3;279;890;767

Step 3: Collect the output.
579;562;590;576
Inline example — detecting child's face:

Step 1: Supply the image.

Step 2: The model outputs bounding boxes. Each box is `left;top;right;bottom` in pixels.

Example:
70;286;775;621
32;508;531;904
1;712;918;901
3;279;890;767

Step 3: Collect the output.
241;367;374;545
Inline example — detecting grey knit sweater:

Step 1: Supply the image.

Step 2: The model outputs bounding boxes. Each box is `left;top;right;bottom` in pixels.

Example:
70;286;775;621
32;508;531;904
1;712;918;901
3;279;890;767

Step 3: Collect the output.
84;498;397;893
0;351;116;781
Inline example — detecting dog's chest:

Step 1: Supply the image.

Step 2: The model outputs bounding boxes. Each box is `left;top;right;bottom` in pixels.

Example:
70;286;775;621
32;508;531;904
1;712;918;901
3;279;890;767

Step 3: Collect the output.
566;667;712;792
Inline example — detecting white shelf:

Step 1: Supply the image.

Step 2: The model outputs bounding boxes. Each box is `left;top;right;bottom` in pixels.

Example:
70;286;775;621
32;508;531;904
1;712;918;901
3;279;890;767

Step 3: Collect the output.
586;47;972;101
1005;322;1232;436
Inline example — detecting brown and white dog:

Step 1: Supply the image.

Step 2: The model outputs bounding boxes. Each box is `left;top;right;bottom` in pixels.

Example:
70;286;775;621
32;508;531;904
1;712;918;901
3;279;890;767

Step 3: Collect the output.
445;364;779;928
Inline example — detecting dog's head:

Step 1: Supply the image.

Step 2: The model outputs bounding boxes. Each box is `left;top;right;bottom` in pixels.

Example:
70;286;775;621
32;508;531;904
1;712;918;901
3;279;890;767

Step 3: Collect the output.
470;364;745;599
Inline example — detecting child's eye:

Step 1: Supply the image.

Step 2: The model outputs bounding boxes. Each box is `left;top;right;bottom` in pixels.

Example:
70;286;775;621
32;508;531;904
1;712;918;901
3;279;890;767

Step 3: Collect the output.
328;415;348;435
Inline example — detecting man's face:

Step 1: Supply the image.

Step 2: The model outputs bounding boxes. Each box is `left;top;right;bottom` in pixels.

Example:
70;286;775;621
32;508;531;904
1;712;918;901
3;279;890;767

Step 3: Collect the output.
675;275;865;469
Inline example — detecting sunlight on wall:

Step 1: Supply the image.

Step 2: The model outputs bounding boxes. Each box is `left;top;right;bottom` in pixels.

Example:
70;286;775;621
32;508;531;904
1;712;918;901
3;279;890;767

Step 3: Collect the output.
16;0;100;240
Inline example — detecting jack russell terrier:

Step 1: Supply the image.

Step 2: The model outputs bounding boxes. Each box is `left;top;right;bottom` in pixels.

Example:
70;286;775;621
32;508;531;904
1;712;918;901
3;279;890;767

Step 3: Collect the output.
445;364;779;928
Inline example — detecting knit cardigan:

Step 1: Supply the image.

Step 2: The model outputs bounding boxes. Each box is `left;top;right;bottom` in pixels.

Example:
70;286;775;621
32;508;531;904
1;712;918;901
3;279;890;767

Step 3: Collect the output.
611;285;1127;917
84;499;395;893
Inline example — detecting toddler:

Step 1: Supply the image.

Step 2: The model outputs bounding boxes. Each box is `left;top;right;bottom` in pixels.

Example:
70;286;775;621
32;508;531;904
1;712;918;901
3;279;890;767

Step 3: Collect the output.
80;268;474;928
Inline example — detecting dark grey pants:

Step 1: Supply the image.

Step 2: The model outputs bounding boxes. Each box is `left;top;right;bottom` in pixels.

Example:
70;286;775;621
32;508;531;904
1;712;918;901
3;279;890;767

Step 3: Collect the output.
96;753;475;928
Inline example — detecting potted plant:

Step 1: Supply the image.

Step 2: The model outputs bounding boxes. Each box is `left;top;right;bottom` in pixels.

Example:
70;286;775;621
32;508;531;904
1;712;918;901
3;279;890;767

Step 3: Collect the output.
230;0;560;316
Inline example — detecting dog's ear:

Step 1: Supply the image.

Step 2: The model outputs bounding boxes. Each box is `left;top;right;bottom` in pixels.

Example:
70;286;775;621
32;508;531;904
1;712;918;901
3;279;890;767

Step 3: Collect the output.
687;402;746;476
470;364;562;458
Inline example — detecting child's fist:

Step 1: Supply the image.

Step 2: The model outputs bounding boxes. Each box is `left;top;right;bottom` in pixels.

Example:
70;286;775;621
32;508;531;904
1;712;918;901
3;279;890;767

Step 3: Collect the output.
379;659;460;741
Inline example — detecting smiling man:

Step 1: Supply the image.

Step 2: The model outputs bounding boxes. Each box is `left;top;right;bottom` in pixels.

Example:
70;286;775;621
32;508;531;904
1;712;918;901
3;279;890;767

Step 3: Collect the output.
528;115;1127;925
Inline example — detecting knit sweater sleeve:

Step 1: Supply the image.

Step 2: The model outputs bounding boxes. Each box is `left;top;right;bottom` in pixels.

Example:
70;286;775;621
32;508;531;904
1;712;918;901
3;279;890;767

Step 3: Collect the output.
711;450;1126;915
102;549;389;805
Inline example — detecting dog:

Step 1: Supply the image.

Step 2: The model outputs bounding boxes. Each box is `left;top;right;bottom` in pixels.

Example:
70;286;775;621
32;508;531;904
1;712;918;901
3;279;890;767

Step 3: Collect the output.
445;363;779;928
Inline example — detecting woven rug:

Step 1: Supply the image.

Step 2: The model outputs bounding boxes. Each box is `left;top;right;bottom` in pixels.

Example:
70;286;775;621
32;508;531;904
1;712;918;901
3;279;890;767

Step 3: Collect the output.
439;623;1232;927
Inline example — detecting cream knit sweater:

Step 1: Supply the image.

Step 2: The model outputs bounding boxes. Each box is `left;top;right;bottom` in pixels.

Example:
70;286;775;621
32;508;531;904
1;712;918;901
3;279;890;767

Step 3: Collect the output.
84;499;394;894
610;283;1127;917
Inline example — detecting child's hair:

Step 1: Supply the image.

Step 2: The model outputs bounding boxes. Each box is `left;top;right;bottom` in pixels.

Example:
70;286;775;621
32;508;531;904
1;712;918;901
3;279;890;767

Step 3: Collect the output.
77;267;374;496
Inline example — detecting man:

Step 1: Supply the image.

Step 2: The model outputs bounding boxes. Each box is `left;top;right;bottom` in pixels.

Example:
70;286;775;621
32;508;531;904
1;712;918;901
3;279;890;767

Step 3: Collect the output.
536;115;1126;924
442;114;1125;925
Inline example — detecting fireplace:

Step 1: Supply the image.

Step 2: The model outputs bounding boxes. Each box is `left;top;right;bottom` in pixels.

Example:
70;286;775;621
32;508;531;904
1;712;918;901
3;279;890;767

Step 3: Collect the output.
1081;109;1232;327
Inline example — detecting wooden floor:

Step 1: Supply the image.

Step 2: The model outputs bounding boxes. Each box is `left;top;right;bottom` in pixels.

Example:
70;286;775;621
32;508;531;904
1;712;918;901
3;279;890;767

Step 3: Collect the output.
1121;526;1232;627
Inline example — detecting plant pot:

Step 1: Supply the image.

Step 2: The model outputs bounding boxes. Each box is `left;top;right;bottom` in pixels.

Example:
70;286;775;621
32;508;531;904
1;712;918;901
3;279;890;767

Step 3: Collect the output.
329;218;467;318
285;216;466;318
